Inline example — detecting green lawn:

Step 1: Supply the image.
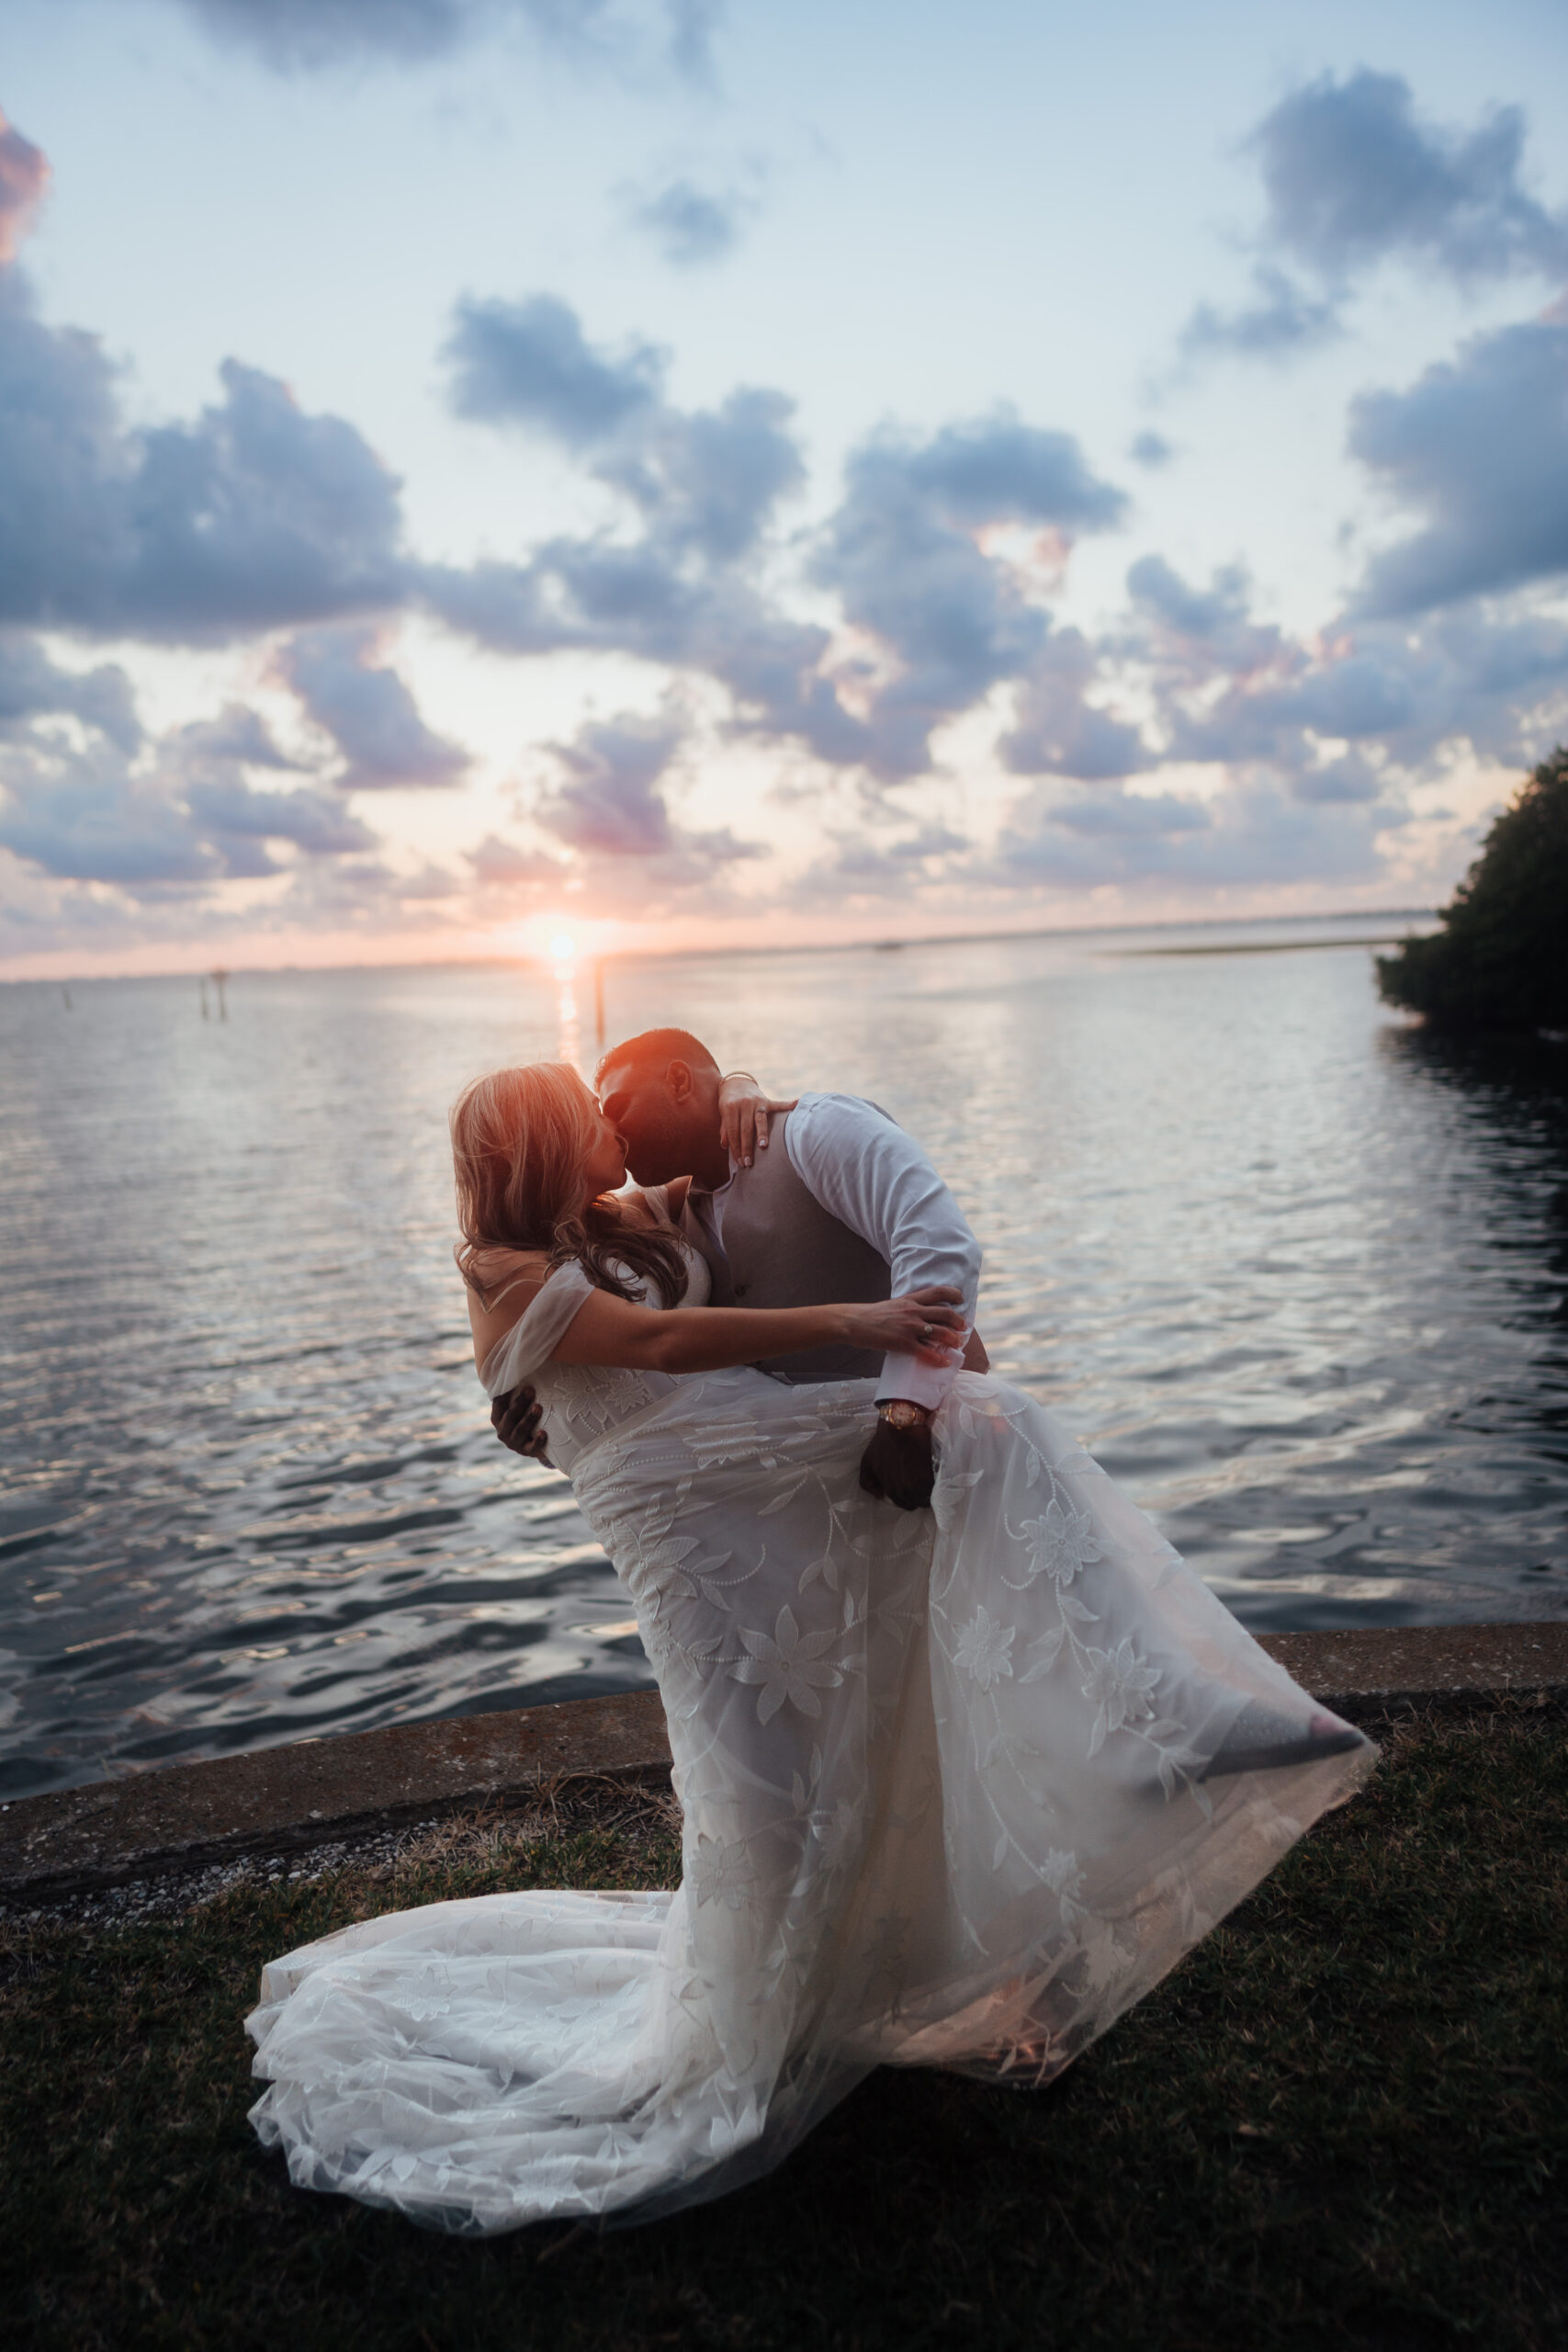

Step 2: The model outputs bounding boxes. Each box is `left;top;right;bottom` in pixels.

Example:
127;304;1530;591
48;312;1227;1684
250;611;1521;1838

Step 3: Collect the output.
4;1705;1564;2352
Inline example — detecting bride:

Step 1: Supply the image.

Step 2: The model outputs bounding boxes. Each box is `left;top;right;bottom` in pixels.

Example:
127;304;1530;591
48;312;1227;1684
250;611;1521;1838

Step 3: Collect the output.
247;1059;1372;2234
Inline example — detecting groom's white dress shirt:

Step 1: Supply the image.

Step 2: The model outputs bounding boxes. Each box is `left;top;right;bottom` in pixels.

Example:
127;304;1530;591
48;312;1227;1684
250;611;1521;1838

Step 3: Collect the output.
703;1091;982;1411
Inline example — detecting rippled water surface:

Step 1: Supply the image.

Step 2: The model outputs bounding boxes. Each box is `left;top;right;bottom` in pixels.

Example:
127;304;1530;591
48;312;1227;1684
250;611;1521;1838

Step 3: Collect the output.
4;923;1566;1797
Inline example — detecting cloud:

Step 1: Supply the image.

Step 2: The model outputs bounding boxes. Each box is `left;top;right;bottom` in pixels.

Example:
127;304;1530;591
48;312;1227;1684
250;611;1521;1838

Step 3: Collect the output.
811;413;1126;779
0;267;407;642
0;130;406;648
630;178;752;267
1122;553;1375;775
176;0;477;67
431;293;867;766
987;548;1568;881
419;514;855;809
784;820;969;900
0;702;377;890
0;647;374;891
422;544;853;786
445;293;663;447
277;624;469;787
0;636;142;752
1124;553;1279;676
1179;264;1340;361
181;771;377;863
1251;70;1568;289
0;741;215;886
443;294;1135;785
435;334;1124;785
1128;430;1174;468
1348;316;1568;613
533;707;759;879
465;831;569;884
171;0;722;81
1117;550;1568;779
893;414;1125;529
537;707;682;854
1180;73;1568;366
992;778;1396;890
665;0;721;84
1289;750;1382;804
445;293;800;561
183;703;306;769
615;388;804;564
1127;552;1250;640
1050;789;1211;837
0;109;48;266
998;625;1154;780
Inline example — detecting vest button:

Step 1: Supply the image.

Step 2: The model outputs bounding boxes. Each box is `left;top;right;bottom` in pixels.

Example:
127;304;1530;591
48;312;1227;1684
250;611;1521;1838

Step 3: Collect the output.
734;1283;749;1298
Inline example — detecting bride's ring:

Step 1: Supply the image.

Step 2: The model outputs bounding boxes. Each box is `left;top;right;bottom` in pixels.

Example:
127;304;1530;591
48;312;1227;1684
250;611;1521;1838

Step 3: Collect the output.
921;1323;934;1342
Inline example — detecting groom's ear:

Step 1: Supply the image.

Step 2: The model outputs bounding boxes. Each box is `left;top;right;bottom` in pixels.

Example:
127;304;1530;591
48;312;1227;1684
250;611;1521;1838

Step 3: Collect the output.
666;1059;695;1103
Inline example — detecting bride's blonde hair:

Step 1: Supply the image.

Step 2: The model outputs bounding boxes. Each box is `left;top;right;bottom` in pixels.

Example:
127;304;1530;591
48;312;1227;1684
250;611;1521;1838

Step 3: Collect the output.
450;1060;688;1308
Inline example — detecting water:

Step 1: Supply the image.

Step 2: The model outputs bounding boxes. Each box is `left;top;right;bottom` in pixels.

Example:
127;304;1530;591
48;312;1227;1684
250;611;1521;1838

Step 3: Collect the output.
3;922;1566;1799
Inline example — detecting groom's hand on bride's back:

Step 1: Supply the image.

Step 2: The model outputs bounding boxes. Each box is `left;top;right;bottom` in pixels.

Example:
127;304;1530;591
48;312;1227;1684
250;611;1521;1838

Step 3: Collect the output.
859;1324;987;1505
491;1384;551;1463
859;1413;936;1510
849;1286;963;1510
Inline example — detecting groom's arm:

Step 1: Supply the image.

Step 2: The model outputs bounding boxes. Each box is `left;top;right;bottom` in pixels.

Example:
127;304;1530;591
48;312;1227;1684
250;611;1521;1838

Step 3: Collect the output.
784;1094;983;1409
786;1095;981;1510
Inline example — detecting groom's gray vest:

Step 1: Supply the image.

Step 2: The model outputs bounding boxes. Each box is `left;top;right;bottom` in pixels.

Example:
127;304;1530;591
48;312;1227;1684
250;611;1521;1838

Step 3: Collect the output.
680;1109;891;1385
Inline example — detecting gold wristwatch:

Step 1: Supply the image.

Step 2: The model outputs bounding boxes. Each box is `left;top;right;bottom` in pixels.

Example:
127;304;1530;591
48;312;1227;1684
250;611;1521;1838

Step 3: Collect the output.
877;1400;933;1430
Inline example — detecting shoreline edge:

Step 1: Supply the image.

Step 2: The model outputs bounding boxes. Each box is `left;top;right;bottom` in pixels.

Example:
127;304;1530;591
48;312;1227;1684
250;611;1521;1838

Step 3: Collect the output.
4;1622;1565;1902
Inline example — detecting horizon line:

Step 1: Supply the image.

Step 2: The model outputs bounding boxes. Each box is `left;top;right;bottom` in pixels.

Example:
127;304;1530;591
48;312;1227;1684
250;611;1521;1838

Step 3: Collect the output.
0;905;1439;989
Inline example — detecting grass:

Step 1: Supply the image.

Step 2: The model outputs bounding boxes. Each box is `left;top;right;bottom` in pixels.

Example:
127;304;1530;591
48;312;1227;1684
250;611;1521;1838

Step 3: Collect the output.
3;1704;1564;2352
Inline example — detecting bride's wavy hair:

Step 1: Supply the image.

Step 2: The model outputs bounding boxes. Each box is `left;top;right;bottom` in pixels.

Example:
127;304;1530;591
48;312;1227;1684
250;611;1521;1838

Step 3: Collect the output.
450;1060;689;1309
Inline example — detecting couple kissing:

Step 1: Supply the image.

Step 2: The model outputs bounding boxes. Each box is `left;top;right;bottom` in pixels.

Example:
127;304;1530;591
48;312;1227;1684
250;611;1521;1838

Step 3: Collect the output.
245;1025;1372;2236
488;1027;988;1510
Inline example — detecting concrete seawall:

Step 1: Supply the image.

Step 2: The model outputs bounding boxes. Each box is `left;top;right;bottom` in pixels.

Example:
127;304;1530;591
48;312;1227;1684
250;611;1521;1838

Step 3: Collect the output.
4;1622;1564;1902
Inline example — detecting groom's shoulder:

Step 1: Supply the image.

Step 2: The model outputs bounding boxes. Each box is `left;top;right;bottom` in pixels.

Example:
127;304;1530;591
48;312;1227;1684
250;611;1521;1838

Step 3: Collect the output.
792;1090;897;1125
784;1093;904;1165
789;1086;888;1114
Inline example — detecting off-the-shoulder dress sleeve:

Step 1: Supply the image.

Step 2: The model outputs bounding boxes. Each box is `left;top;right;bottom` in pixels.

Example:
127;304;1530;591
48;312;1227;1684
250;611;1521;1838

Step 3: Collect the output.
479;1261;595;1397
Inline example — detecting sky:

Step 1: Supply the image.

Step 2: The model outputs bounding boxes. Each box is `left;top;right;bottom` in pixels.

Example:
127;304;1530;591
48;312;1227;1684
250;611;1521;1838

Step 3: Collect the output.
2;0;1567;978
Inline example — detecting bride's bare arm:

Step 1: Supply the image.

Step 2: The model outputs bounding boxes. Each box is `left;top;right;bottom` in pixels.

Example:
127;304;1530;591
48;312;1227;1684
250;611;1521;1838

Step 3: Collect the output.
552;1286;964;1374
468;1261;964;1378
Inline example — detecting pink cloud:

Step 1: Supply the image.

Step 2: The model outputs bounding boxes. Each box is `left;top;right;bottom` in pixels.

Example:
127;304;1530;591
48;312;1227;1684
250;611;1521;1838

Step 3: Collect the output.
0;109;49;265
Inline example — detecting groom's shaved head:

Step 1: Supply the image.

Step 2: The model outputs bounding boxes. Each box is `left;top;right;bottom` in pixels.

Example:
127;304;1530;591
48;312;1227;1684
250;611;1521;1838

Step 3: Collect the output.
596;1029;728;1189
595;1028;717;1086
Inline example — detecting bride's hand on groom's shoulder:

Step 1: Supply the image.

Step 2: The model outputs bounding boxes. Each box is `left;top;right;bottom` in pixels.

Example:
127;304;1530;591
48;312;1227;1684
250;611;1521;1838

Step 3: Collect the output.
717;1072;798;1169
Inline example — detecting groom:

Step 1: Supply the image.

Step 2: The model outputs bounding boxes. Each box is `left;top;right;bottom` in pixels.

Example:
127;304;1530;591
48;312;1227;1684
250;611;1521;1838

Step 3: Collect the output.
491;1028;987;1509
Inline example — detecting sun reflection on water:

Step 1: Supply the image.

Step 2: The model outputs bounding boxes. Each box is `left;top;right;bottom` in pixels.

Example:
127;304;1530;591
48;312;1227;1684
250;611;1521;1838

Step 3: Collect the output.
548;935;581;1066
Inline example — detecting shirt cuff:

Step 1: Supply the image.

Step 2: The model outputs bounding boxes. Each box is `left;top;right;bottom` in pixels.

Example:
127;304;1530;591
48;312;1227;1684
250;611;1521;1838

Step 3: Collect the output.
874;1351;958;1411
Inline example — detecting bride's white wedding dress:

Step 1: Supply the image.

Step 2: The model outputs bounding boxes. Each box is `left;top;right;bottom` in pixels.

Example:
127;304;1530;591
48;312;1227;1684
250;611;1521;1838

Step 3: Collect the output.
247;1209;1373;2233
